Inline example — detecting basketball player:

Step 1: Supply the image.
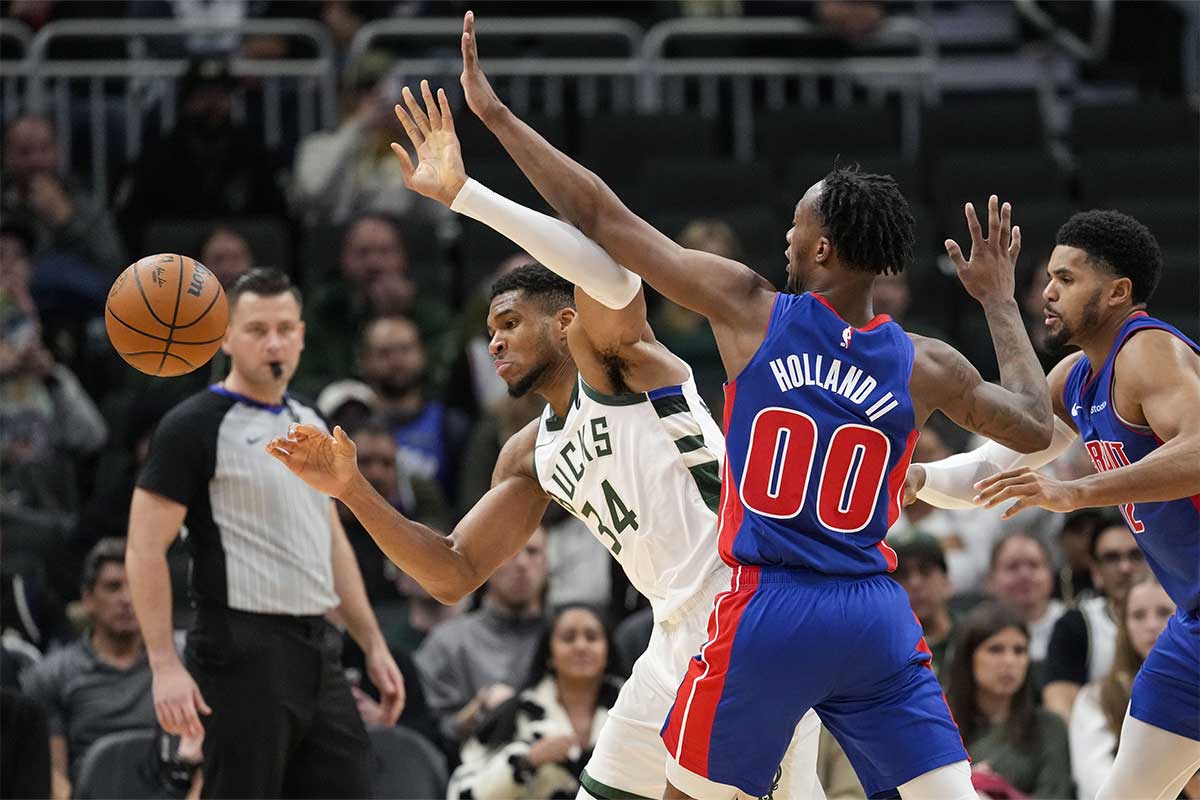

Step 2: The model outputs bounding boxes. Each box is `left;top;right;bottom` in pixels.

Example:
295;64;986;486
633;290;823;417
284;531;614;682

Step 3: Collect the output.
449;12;1056;799
267;90;825;800
909;209;1200;800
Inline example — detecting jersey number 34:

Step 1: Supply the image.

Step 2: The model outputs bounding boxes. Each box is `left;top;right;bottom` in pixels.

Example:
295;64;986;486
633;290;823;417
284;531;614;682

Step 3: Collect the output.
739;407;891;533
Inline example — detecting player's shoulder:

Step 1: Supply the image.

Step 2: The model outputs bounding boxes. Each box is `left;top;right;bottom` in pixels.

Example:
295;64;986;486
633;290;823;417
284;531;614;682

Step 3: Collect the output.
1117;326;1199;372
495;417;541;483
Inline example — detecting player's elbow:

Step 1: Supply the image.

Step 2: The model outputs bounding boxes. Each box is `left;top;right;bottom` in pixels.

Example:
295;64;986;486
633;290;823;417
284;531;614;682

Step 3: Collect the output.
1012;414;1055;453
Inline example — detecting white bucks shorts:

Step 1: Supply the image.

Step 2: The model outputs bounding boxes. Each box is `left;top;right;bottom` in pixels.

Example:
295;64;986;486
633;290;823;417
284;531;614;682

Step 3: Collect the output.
580;569;825;800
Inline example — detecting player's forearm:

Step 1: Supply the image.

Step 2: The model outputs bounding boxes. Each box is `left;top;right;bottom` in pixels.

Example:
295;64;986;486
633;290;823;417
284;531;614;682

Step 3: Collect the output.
980;298;1055;451
1068;433;1200;507
339;475;479;604
124;540;178;667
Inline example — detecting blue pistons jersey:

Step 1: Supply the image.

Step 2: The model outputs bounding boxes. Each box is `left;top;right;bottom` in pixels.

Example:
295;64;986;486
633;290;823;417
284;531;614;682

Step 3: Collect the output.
717;292;919;575
1063;311;1200;615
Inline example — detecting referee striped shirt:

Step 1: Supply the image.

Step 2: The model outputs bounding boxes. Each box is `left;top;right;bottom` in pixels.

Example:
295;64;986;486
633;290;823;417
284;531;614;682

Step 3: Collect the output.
137;385;339;615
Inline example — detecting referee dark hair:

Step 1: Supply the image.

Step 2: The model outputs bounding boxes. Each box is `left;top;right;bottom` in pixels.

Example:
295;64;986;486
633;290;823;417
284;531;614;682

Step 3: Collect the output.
126;268;404;798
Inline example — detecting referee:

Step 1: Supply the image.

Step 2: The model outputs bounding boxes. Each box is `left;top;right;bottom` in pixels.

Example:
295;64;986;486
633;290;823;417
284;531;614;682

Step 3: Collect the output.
126;269;404;798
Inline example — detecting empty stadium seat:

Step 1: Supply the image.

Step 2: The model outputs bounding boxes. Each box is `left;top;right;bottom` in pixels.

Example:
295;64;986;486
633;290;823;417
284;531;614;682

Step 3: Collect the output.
923;92;1044;155
72;729;161;800
1071;101;1200;154
577;113;723;180
755;105;900;163
368;726;448;800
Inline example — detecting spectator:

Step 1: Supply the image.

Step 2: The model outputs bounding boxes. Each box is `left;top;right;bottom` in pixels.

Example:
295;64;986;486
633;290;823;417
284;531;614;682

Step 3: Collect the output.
986;532;1065;682
21;538;156;798
297;213;450;394
337;414;450;603
446;604;623;800
197;225;255;289
1054;508;1106;605
1;115;126;275
416;529;548;745
945;603;1073;799
457;387;544;511
125;269;403;798
892;534;957;682
357;315;472;505
115;57;287;252
1043;517;1149;722
292;50;451;227
1070;573;1175;800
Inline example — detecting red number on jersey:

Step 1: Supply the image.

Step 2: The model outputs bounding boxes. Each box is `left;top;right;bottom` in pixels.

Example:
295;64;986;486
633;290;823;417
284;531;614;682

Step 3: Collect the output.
739;408;891;530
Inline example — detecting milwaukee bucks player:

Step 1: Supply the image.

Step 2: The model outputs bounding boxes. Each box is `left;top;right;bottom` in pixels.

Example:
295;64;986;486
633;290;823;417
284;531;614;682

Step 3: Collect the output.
267;84;824;800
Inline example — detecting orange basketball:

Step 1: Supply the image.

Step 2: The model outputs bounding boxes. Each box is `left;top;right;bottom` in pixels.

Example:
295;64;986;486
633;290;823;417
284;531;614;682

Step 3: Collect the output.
105;254;229;377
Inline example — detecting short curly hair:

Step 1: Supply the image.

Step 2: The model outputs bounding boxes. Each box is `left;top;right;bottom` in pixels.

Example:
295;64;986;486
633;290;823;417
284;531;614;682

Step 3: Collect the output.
1055;210;1162;306
815;167;915;275
490;262;575;312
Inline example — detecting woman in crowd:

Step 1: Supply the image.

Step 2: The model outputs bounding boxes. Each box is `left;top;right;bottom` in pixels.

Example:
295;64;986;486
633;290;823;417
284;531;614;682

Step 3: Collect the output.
946;603;1073;799
1069;573;1189;800
447;604;623;799
986;532;1066;689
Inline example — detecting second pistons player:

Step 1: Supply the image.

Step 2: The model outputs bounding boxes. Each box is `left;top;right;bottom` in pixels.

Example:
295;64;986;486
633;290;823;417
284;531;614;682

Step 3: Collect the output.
912;210;1200;800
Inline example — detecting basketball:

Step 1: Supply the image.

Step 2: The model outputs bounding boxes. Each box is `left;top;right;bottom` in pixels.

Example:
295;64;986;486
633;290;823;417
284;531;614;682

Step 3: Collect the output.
105;253;229;377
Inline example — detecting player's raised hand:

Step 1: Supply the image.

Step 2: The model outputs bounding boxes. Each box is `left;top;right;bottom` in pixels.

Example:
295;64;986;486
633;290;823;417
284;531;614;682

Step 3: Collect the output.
390;79;467;207
945;194;1022;307
266;424;360;499
460;11;506;124
902;464;926;506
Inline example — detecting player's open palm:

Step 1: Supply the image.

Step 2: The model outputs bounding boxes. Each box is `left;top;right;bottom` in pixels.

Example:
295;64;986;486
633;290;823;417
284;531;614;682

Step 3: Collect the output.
266;424;359;499
945;194;1022;306
390;80;467;207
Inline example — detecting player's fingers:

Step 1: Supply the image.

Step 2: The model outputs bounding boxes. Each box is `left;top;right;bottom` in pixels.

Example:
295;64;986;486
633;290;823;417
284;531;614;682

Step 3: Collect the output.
438;88;455;133
973;466;1032;492
265;441;292;461
986;194;999;242
964;202;983;245
289;423;324;440
999;201;1012;250
978;482;1036;509
393;103;424;148
1001;497;1037;520
420;80;439;129
332;425;356;454
389;143;415;180
402;86;431;134
1009;225;1022;261
944;238;968;272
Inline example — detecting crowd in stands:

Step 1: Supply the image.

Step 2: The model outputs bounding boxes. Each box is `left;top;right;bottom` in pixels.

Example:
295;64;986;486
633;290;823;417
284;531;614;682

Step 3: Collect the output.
1;1;1197;798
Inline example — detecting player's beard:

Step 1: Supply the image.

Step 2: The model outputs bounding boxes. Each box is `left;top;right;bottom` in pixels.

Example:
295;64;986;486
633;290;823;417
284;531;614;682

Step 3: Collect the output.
507;361;550;398
1046;288;1102;353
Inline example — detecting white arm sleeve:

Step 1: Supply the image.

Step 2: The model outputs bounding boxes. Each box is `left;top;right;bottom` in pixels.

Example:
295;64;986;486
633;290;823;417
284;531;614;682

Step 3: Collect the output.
917;415;1079;509
450;178;642;310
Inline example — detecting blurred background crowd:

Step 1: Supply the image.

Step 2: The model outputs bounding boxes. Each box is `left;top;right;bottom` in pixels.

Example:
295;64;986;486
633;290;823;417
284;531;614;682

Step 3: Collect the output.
0;0;1196;798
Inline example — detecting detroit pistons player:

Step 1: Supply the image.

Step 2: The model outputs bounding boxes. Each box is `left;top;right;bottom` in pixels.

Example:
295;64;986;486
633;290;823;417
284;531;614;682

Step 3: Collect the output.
912;210;1200;800
454;16;1057;798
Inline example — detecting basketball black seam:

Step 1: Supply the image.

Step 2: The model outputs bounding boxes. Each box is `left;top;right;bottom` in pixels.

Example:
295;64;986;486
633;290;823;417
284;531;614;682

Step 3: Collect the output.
118;350;196;368
132;260;173;328
174;283;222;329
156;254;186;376
108;304;225;346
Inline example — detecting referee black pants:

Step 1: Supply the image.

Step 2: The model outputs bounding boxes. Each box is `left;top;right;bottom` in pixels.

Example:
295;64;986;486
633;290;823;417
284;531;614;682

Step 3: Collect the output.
186;607;372;799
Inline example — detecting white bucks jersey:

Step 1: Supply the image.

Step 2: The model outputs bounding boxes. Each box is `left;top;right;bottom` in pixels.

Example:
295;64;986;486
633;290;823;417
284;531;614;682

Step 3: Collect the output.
534;373;727;622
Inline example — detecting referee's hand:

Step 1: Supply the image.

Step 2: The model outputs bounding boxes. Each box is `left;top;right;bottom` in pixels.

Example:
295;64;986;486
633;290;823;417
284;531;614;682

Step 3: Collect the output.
153;658;211;739
266;424;359;499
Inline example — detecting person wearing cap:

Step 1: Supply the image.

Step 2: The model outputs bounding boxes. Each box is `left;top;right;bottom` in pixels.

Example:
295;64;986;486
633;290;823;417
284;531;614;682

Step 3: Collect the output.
115;57;287;250
292;50;453;227
892;533;958;683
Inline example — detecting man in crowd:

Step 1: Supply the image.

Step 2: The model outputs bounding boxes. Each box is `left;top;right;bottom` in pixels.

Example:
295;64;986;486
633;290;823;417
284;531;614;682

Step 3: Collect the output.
415;529;548;745
22;538;156;799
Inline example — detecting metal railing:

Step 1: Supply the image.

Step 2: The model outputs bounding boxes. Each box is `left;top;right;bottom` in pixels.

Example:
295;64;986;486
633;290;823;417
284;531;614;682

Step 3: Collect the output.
23;18;337;199
641;17;937;160
348;17;646;118
0;19;33;121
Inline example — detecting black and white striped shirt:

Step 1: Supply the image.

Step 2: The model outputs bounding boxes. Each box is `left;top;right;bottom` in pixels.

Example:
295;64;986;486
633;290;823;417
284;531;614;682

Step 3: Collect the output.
138;385;339;615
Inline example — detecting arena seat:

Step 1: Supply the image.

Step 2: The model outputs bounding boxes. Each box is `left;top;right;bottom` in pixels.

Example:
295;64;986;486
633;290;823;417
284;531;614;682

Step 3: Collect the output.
72;729;161;800
368;726;448;800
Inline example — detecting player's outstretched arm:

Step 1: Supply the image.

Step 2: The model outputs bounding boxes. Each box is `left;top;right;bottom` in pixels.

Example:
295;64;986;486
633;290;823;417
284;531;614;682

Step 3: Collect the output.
389;81;647;348
266;422;549;604
977;331;1200;517
459;12;774;337
914;196;1054;453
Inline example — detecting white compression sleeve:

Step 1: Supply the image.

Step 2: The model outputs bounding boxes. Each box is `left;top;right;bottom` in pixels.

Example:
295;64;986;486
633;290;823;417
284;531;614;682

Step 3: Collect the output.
916;415;1079;509
450;178;642;310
